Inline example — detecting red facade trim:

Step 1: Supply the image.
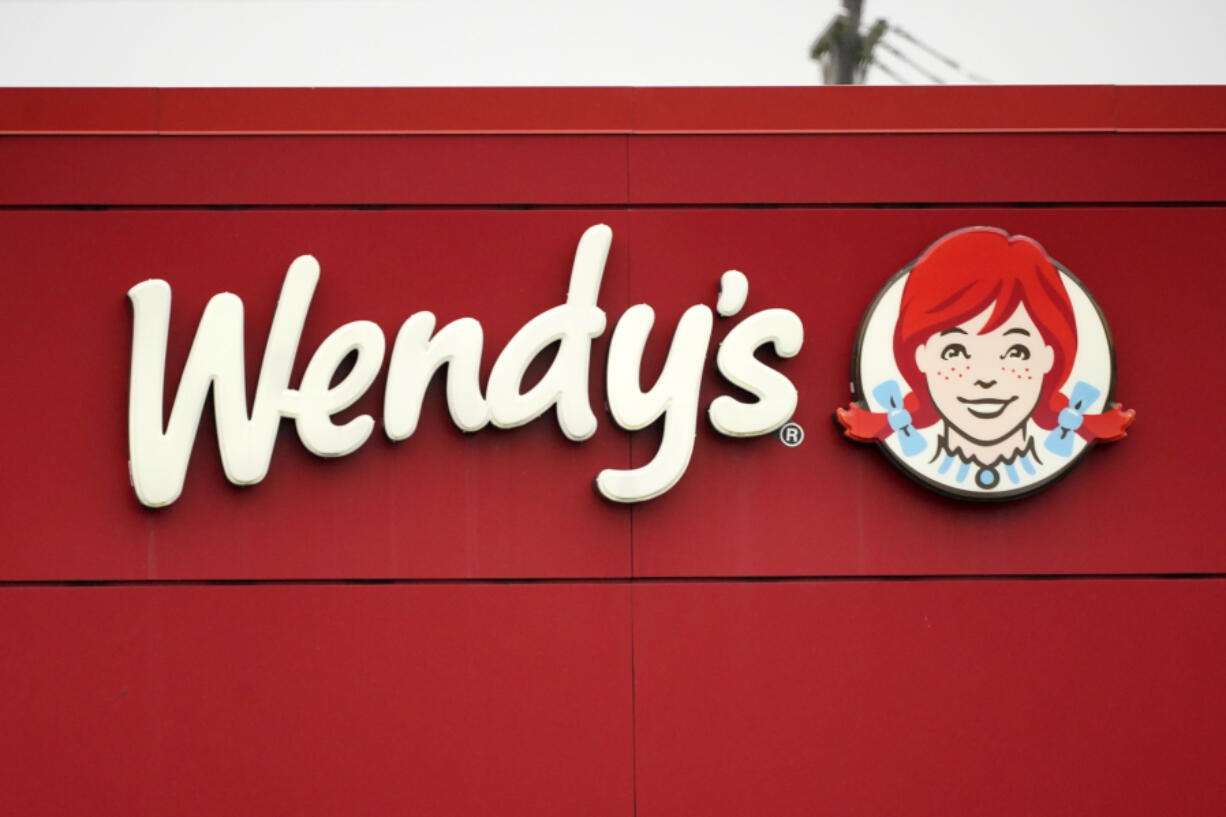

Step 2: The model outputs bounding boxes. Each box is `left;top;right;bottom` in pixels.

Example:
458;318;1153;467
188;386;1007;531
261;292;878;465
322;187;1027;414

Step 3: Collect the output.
3;86;1225;134
2;87;1223;816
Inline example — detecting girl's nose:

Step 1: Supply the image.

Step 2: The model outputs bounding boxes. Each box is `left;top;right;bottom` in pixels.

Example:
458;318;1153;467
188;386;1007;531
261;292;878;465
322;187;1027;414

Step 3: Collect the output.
974;379;997;388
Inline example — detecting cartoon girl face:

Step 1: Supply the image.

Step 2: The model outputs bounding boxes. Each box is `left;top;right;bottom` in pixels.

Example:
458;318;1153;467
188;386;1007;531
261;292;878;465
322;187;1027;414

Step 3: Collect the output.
914;301;1055;445
891;228;1078;450
837;225;1134;500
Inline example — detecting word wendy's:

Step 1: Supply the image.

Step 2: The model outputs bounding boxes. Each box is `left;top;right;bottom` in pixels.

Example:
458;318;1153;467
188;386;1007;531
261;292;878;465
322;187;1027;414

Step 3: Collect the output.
127;225;804;508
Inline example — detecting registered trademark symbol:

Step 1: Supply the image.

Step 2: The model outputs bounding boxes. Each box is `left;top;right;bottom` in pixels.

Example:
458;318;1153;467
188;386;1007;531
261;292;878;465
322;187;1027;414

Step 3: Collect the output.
778;422;804;447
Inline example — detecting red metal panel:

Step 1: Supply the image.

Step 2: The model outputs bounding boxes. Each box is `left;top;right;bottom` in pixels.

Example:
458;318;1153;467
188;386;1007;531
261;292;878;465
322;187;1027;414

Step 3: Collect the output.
7;131;1225;207
159;87;635;133
0;88;159;133
2;87;1224;817
11;87;1226;135
628;132;1226;203
1115;86;1226;131
0;582;634;817
3;204;1223;580
633;579;1226;817
632;86;1118;132
629;206;1226;576
0;134;628;206
0;209;631;580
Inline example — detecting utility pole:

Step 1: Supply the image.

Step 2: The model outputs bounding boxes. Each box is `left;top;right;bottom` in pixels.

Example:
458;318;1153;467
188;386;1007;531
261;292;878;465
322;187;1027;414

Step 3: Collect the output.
833;0;862;85
811;0;885;85
811;6;985;85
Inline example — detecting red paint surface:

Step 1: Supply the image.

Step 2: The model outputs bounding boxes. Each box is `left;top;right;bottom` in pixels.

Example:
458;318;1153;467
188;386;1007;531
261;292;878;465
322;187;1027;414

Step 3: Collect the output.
628;206;1226;577
1115;85;1226;131
0;135;629;205
7;132;1226;206
1;89;1224;815
628;133;1226;203
4;205;1222;579
0;209;630;580
6;86;1226;133
0;88;158;132
634;579;1226;817
0;583;634;816
159;87;636;133
631;85;1120;132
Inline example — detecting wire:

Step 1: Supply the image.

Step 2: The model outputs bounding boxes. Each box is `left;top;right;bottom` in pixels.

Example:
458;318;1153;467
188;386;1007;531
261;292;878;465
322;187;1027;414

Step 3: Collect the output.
869;54;911;85
876;38;948;84
889;24;993;83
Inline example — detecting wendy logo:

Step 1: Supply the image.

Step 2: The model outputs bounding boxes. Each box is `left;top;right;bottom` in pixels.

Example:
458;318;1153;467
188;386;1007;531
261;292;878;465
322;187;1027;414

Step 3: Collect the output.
836;227;1134;500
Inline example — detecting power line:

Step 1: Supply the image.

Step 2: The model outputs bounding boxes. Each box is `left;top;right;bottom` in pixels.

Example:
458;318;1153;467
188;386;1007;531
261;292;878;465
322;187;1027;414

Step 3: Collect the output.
889;24;993;83
876;38;948;84
869;54;911;85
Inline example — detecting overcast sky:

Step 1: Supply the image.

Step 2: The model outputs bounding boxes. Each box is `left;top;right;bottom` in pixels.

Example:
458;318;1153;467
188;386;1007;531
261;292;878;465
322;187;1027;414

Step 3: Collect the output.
2;0;1224;86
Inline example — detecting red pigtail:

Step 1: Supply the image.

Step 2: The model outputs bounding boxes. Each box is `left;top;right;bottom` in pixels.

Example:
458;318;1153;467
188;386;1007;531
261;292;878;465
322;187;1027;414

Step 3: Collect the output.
835;392;920;443
1050;393;1136;443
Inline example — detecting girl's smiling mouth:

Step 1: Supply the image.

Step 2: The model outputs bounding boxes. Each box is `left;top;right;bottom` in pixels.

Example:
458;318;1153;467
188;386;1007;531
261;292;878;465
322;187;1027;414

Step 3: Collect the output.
957;396;1018;419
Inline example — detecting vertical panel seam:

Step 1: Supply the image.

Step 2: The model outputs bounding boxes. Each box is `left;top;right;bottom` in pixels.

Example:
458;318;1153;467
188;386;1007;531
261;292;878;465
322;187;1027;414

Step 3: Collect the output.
629;581;639;817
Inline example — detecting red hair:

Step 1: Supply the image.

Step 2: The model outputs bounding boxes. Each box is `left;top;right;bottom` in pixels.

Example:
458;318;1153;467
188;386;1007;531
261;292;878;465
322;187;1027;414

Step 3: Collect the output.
894;227;1076;431
836;227;1134;447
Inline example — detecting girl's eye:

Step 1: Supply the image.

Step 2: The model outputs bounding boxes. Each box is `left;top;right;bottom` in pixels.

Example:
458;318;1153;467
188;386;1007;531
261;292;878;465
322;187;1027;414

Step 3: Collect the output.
940;343;969;360
1002;344;1031;360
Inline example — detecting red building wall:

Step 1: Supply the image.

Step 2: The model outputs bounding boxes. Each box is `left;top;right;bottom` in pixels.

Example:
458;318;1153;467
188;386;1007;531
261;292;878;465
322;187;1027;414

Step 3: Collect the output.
1;87;1224;815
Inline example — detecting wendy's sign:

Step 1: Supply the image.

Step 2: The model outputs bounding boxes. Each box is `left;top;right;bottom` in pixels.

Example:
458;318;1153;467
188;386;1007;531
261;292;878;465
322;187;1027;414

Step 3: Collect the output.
836;227;1134;500
126;225;803;508
126;224;1133;509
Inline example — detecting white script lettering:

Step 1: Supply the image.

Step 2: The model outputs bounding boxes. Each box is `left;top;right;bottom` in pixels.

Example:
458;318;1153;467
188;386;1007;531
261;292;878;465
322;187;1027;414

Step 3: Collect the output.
126;225;803;508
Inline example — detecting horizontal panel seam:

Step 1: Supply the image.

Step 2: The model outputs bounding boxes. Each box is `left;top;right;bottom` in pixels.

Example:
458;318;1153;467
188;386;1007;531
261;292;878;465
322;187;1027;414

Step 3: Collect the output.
2;574;1224;588
3;202;1226;211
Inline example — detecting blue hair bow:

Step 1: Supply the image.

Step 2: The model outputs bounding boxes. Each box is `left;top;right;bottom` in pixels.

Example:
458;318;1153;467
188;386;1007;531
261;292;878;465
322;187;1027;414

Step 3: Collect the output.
873;380;926;458
1044;381;1101;458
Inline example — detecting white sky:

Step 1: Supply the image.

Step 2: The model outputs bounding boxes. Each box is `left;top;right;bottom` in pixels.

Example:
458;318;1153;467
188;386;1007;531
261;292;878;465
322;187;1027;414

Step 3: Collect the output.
2;0;1225;86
